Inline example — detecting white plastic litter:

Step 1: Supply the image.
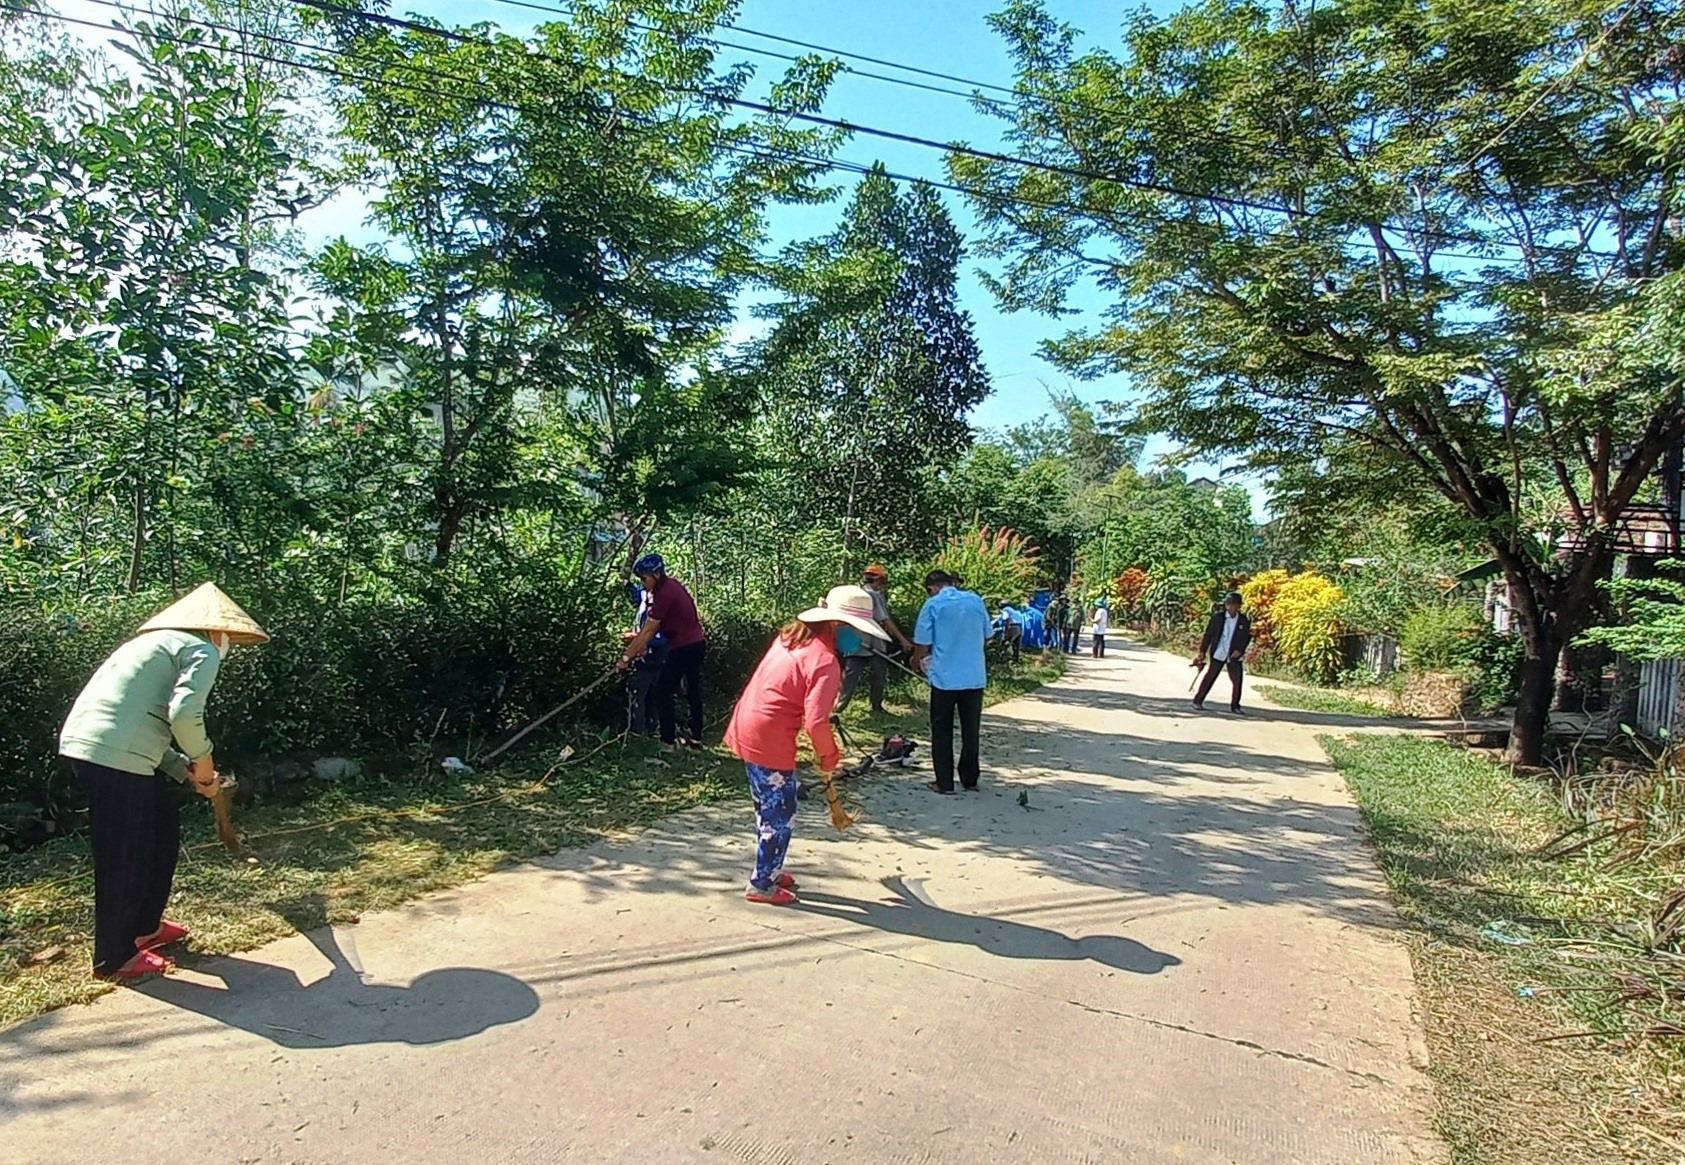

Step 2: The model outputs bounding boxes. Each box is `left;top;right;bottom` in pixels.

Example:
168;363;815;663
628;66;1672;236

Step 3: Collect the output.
441;756;473;774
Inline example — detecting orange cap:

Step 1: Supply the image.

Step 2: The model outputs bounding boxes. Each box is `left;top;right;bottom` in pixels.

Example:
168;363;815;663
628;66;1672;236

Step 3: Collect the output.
863;563;888;579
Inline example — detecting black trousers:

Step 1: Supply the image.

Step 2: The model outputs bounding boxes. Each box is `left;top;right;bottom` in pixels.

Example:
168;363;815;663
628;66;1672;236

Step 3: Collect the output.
627;656;662;736
73;759;180;975
1195;657;1245;710
836;653;887;712
1091;633;1106;657
929;687;984;792
657;640;707;744
1064;628;1080;653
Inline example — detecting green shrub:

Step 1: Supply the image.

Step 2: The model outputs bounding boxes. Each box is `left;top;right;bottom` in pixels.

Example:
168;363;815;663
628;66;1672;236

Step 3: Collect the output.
0;566;781;848
1467;629;1525;713
1398;603;1483;671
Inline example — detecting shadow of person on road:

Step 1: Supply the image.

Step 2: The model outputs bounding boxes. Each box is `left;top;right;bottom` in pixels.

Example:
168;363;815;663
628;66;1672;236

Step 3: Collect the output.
138;898;539;1048
797;875;1181;975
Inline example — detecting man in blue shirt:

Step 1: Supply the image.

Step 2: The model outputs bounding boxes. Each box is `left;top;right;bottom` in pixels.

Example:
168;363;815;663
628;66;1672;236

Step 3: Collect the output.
911;570;991;794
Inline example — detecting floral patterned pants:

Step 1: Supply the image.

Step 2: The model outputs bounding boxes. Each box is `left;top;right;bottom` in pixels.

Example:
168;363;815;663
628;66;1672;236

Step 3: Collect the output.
746;762;798;889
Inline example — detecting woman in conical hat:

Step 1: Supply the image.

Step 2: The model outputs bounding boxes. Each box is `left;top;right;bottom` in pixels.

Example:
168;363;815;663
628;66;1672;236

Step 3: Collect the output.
723;585;888;905
59;584;268;980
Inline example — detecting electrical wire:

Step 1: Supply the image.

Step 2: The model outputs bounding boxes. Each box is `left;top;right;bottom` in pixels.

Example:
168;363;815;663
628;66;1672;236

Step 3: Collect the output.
290;0;1602;258
9;0;1579;269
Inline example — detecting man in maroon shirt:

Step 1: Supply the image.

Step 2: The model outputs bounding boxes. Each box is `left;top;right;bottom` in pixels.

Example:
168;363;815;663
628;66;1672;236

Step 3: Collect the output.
619;553;708;748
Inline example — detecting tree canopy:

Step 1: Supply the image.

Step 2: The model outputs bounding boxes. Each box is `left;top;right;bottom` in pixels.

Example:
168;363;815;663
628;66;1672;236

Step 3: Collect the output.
954;0;1685;760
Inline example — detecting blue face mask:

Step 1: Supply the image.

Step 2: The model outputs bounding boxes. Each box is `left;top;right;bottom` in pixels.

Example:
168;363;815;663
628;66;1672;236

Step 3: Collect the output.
834;626;863;655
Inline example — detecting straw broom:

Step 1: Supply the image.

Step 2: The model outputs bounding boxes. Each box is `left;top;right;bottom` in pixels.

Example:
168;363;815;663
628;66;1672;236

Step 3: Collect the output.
819;768;855;831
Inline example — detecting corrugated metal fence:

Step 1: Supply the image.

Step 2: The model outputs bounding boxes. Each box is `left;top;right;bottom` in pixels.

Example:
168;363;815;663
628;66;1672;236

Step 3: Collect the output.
1636;657;1685;740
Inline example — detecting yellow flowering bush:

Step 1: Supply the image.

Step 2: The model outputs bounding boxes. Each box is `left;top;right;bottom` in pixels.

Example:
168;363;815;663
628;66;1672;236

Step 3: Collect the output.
1271;571;1346;683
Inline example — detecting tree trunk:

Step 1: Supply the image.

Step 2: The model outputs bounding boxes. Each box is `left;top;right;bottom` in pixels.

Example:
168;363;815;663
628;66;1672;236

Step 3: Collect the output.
840;460;862;580
1510;638;1558;765
433;505;464;566
126;476;147;593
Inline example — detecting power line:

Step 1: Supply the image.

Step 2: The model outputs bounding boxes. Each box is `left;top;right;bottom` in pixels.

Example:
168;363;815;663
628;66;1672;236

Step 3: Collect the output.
482;0;1297;169
8;1;1557;269
290;0;1307;219
298;0;1610;260
1456;0;1636;172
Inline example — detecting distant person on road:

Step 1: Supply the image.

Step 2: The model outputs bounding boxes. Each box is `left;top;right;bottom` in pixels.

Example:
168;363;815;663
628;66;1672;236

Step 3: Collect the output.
1063;593;1084;653
1046;593;1068;653
1091;598;1110;657
1193;590;1253;713
58;583;269;980
835;564;913;715
911;571;991;794
724;585;889;905
619;553;707;750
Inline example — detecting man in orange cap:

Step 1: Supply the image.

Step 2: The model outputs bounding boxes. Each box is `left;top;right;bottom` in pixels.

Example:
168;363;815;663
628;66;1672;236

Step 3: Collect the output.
835;564;913;715
59;583;268;980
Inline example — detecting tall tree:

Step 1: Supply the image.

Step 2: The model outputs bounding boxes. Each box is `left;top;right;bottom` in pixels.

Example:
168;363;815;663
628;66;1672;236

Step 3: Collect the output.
955;0;1685;762
318;0;839;565
755;168;991;572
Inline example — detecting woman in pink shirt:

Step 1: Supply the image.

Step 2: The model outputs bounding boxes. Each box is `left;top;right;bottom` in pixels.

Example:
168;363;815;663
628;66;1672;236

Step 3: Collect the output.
724;585;889;905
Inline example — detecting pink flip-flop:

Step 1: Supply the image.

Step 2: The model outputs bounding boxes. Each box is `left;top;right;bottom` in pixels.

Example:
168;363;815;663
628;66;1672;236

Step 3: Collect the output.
136;919;190;951
99;949;173;981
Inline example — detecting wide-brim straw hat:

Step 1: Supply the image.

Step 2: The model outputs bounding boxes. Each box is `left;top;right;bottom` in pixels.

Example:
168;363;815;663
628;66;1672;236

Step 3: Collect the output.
137;582;270;645
797;584;890;641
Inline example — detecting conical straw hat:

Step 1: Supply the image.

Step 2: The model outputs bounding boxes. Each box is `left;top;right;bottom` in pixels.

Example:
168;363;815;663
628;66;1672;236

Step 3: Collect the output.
137;582;270;645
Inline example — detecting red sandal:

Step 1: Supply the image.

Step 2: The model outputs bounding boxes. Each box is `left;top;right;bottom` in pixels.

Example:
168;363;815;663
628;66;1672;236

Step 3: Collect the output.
98;949;173;981
136;919;189;952
745;884;798;906
772;871;798;891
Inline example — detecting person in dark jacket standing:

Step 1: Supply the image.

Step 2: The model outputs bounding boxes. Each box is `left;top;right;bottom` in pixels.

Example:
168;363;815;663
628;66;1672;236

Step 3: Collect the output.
1193;591;1253;713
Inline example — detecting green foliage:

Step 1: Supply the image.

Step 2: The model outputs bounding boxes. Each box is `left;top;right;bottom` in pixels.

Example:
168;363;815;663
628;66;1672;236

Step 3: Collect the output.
958;0;1685;762
1398;603;1485;671
1271;572;1346;683
1582;564;1685;662
754;169;991;568
1467;630;1526;714
1079;469;1259;590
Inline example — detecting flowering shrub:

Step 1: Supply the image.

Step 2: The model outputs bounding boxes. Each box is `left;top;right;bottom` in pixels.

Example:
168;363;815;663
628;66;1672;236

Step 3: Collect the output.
933;524;1041;604
1239;568;1291;654
1113;567;1149;618
1271;571;1347;682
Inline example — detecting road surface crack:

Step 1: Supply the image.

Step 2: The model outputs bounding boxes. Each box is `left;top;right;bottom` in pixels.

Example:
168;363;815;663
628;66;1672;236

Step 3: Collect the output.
749;918;1391;1086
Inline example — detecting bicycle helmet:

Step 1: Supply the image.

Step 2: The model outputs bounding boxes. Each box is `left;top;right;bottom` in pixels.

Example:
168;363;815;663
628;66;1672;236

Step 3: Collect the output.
633;552;667;576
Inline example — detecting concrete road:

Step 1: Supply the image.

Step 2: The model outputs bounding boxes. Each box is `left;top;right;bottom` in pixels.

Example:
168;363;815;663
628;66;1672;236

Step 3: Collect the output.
1;643;1446;1164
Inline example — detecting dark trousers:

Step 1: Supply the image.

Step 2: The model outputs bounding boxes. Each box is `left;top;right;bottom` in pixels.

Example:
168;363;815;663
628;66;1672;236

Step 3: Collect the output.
1195;657;1245;710
1064;628;1080;653
1005;630;1022;661
929;687;984;792
657;640;707;744
627;657;662;736
1092;633;1106;657
73;760;180;975
836;652;887;713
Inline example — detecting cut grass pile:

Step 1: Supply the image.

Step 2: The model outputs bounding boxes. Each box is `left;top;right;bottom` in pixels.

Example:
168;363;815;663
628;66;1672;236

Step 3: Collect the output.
1258;682;1392;718
0;650;1062;1027
1325;732;1685;1164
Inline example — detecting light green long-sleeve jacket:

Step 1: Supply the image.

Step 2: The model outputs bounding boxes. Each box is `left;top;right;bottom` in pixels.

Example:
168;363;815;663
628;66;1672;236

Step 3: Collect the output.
59;629;222;778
